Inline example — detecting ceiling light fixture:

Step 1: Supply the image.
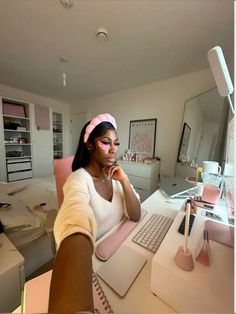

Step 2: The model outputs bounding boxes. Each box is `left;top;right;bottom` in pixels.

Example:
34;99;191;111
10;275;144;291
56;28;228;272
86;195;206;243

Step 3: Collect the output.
60;57;68;87
62;73;67;87
60;0;73;9
96;28;109;42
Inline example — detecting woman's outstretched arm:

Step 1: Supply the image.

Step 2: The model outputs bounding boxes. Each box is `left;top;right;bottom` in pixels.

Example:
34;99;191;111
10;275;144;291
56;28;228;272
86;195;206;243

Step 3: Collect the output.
48;233;94;313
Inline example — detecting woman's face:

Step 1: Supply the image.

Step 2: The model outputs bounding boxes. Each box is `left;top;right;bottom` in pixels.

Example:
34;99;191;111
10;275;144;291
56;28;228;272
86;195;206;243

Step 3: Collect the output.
90;129;119;167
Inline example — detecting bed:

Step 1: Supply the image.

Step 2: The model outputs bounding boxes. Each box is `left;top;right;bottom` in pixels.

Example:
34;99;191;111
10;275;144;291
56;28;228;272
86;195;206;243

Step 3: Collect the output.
0;176;58;278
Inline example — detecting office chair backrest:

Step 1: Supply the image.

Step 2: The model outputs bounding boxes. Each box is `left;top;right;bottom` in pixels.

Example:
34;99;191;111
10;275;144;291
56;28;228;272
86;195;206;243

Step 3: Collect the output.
53;156;74;208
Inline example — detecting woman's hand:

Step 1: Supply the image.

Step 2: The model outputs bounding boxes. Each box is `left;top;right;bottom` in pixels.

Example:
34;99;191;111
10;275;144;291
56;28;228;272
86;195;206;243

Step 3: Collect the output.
105;163;128;182
105;163;141;222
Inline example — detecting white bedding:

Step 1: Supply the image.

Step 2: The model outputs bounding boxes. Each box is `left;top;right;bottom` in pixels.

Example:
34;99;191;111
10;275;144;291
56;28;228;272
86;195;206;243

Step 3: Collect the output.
6;225;45;249
0;176;58;248
14;176;58;213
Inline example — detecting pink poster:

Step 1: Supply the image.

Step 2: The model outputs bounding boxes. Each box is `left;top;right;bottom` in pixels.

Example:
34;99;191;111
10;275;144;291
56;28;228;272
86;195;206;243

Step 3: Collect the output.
35;104;50;130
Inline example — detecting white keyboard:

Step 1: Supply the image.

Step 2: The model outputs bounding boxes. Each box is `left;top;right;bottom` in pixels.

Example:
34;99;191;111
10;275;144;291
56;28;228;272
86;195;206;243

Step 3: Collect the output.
132;213;173;253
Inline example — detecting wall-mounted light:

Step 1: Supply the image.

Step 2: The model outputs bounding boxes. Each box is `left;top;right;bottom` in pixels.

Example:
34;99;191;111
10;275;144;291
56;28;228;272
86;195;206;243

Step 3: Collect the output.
207;46;234;114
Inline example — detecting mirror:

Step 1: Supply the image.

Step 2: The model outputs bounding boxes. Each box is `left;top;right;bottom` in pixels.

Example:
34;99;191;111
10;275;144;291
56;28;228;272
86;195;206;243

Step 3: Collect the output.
176;87;228;178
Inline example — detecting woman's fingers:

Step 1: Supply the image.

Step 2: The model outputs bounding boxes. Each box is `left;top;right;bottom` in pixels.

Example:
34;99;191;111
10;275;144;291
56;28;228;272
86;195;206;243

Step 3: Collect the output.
107;164;119;178
107;164;128;182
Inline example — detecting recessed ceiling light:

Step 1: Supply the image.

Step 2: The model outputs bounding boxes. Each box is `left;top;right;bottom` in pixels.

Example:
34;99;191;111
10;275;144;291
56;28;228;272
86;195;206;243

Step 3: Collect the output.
96;28;109;42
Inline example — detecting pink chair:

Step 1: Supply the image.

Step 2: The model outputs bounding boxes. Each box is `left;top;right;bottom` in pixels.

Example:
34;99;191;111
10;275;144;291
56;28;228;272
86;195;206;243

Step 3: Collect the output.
53;156;74;208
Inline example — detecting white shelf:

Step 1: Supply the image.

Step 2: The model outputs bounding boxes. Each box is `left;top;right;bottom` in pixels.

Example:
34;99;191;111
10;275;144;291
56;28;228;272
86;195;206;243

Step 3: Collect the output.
5;143;31;146
4;129;30;133
3;114;30;120
6;156;31;160
53;112;63;159
1;98;33;181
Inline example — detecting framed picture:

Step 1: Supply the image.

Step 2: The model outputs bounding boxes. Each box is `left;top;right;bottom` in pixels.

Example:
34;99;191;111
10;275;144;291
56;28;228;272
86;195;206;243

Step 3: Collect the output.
177;122;191;162
128;119;157;157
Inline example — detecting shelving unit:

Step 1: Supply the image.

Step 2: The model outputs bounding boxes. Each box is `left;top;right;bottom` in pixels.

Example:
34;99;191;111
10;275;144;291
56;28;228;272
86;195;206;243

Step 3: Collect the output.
53;112;63;159
1;98;33;181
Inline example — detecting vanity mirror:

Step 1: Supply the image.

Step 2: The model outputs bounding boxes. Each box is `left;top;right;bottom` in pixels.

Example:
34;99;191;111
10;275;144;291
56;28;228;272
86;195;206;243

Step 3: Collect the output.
176;87;228;178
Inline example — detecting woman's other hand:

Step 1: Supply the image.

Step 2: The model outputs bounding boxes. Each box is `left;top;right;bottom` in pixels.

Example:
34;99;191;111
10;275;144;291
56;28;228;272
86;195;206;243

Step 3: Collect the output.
105;163;128;182
105;163;141;222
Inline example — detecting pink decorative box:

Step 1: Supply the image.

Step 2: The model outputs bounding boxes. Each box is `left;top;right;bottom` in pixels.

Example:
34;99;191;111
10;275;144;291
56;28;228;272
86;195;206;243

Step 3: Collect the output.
3;102;26;117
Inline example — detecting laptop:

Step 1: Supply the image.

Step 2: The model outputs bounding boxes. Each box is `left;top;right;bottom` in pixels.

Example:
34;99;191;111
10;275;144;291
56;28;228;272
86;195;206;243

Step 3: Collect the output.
158;176;195;198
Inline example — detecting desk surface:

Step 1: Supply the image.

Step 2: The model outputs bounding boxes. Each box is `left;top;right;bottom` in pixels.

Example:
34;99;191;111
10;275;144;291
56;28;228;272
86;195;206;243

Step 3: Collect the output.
93;190;234;313
93;190;185;314
151;207;234;313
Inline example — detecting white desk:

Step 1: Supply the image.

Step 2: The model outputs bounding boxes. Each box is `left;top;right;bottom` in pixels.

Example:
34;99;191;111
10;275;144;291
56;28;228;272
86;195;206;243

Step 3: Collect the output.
93;190;234;313
93;190;185;314
151;209;234;313
12;190;234;313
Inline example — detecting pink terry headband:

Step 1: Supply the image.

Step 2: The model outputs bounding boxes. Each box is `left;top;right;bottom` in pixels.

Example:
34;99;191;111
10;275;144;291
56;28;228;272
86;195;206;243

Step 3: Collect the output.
83;113;117;143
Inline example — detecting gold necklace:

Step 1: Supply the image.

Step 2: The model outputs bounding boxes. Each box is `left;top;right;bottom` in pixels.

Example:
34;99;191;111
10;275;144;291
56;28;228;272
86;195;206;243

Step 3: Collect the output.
86;167;107;183
91;173;107;183
92;175;106;183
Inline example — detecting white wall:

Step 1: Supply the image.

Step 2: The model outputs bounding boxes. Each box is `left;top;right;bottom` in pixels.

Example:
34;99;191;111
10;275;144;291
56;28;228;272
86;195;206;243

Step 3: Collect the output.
0;68;218;180
71;69;215;178
0;84;71;179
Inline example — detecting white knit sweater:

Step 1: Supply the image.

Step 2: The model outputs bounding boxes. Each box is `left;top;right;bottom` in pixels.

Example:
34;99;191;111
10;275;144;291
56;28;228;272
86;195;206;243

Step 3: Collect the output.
54;168;140;249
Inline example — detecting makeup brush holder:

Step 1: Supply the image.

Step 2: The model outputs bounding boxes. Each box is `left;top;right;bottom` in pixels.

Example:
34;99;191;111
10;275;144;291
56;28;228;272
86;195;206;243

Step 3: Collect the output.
175;246;194;271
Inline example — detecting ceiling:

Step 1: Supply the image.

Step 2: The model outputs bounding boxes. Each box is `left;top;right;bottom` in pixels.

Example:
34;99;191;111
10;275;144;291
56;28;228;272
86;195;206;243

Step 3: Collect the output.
0;0;234;105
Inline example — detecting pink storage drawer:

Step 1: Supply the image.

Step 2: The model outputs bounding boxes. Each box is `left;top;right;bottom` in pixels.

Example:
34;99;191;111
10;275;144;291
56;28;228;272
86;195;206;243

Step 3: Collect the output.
3;102;26;117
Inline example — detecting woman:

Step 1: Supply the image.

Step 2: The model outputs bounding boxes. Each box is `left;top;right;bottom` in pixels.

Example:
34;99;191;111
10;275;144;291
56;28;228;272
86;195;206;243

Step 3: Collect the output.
49;113;141;313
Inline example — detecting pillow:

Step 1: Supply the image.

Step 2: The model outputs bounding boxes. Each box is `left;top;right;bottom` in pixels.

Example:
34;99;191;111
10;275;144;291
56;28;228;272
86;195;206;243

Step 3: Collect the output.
0;194;40;231
0;181;28;195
